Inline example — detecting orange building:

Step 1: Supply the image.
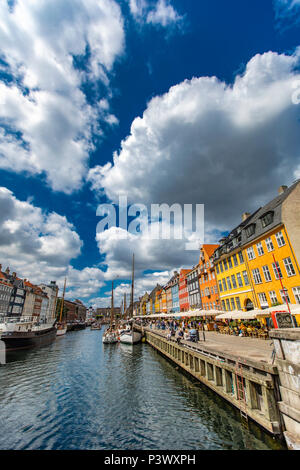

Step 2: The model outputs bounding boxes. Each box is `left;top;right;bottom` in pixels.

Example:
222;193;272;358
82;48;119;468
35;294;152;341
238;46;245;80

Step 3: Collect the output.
198;244;220;310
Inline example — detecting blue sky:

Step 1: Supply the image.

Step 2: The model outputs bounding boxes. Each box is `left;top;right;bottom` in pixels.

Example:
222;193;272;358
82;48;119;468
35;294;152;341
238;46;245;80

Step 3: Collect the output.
0;0;300;307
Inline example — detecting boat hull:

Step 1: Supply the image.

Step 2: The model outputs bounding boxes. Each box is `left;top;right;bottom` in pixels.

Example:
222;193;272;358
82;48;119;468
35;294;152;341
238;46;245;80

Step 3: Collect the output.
119;331;142;344
1;327;57;351
56;327;67;336
102;332;118;344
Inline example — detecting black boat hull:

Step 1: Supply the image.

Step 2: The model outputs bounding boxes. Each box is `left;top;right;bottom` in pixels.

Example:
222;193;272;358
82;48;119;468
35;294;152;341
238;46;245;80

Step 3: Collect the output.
1;327;57;351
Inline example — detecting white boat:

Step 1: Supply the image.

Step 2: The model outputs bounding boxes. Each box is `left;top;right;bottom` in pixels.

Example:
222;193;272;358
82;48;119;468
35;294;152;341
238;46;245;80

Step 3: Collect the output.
102;330;118;344
56;324;67;336
102;281;118;344
119;330;141;344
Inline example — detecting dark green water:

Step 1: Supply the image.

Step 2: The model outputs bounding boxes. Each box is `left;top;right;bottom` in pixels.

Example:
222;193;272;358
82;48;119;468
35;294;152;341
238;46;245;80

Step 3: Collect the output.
0;328;285;450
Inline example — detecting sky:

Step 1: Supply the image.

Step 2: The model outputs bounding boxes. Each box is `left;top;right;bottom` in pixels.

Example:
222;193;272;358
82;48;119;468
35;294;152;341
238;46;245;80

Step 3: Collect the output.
0;0;300;308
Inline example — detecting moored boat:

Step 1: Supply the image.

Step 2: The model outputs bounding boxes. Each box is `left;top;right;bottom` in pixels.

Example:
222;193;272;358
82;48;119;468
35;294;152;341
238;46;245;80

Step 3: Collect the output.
119;329;142;344
1;317;57;351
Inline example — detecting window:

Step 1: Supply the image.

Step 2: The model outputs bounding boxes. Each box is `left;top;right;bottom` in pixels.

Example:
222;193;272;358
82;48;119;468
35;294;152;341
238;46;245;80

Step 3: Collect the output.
261;211;274;228
223;259;228;271
228;257;233;269
230;298;235;310
283;257;296;277
218;280;223;292
265;237;274;252
235;297;241;310
238;251;244;263
243;271;250;285
220;263;224;273
269;291;278;305
256;242;264;256
236;272;243;287
272;262;283;279
222;279;227;291
292;287;300;304
226;299;230;311
231;275;237;289
221;300;226;310
216;264;219;274
275;231;286;248
252;268;262;284
258;292;268;308
247;247;255;260
262;265;272;282
245;224;255;238
226;277;232;290
280;289;290;304
233;254;238;266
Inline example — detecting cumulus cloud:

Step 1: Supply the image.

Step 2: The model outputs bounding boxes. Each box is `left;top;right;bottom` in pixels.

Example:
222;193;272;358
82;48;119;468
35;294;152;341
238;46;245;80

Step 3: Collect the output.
89;270;172;308
0;0;124;193
0;186;107;302
129;0;183;27
89;51;300;233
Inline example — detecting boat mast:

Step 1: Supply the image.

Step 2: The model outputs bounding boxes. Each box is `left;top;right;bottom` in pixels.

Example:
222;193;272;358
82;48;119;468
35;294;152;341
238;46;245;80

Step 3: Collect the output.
110;280;114;329
131;253;134;318
124;293;127;318
59;277;67;323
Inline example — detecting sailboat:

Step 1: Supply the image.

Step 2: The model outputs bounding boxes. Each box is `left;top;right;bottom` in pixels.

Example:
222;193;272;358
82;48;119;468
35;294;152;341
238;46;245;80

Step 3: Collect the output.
102;280;118;344
120;254;142;345
56;277;67;336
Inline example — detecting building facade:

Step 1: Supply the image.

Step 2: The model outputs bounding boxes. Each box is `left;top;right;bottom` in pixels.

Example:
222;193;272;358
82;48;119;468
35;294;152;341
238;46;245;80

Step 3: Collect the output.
187;265;201;309
241;183;300;310
198;244;220;311
179;269;190;312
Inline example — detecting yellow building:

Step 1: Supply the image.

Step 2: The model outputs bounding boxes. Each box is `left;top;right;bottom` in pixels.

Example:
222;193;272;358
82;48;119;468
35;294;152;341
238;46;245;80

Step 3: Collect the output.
155;289;161;313
214;182;300;320
159;288;167;313
241;183;300;321
214;244;256;312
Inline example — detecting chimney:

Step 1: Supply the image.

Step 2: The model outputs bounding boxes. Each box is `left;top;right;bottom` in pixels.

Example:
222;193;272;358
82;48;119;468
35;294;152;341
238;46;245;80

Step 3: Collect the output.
242;212;251;222
278;185;288;195
5;267;10;275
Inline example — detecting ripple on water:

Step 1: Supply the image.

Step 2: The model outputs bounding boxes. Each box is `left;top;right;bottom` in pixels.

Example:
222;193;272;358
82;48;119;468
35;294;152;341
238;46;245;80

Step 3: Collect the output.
0;329;285;450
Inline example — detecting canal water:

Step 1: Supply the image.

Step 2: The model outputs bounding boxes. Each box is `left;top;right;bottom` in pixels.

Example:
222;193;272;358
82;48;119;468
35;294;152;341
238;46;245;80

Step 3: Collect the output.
0;328;285;450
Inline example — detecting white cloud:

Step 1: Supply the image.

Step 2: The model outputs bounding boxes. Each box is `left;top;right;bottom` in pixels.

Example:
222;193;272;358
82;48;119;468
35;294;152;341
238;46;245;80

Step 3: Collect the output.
89;51;300;232
0;186;107;302
146;0;183;27
129;0;183;27
0;0;124;193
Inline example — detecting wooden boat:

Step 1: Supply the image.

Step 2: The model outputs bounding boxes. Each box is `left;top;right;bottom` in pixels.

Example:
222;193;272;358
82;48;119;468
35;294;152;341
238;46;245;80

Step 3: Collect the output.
91;322;102;330
102;281;118;344
1;317;56;351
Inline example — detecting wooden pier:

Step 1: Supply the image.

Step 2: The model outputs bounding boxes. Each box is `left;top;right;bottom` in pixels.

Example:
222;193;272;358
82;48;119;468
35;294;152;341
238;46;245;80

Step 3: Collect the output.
134;324;283;436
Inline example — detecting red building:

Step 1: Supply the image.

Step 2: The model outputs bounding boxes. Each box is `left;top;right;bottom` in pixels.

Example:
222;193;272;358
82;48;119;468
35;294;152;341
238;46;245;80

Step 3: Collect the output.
179;269;190;312
198;244;220;311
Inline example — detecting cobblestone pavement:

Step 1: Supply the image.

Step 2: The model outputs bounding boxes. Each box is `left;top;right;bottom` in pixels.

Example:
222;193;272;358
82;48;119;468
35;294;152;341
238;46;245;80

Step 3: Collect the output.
147;327;274;364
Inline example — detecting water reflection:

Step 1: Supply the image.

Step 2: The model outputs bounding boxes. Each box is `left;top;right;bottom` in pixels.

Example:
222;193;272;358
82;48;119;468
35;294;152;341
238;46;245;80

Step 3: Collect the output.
0;329;285;450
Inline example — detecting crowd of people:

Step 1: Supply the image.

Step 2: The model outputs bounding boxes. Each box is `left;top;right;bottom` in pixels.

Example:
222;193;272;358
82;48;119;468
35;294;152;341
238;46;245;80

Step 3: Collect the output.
134;316;271;342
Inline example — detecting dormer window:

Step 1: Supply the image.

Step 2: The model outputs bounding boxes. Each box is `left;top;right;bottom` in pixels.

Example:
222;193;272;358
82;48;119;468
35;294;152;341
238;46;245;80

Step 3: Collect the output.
245;224;255;238
261;211;274;228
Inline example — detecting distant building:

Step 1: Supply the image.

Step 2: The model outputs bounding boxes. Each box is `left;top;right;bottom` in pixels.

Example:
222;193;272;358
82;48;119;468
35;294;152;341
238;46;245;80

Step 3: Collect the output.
198;244;220;311
179;269;190;312
187;265;201;309
63;299;87;322
39;281;58;322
